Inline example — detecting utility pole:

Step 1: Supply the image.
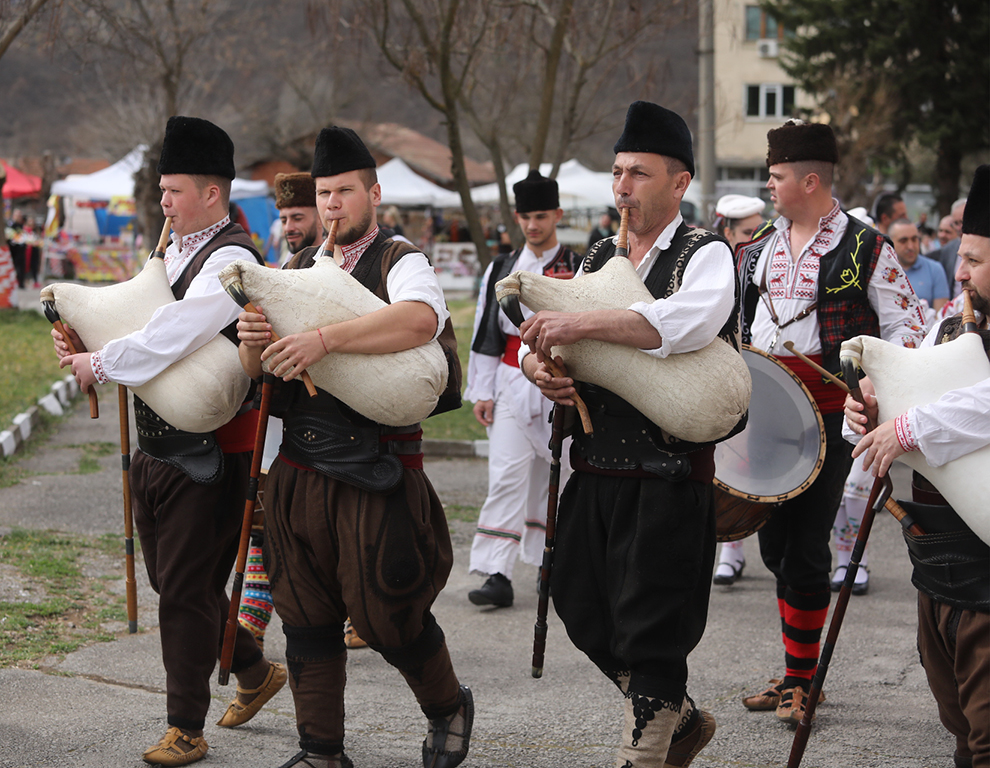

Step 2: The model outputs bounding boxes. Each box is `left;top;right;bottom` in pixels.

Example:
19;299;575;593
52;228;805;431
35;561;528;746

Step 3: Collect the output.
698;0;717;224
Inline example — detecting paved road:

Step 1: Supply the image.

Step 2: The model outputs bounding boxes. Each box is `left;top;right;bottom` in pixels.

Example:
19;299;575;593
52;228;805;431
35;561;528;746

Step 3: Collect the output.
0;386;955;767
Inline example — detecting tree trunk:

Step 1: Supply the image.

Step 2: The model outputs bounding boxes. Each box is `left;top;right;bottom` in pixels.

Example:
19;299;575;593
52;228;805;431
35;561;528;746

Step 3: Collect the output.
528;0;575;169
933;138;962;217
0;0;50;61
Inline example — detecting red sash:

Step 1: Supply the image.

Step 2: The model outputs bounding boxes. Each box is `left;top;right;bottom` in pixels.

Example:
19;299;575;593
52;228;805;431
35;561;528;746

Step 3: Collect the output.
502;335;522;368
777;354;846;415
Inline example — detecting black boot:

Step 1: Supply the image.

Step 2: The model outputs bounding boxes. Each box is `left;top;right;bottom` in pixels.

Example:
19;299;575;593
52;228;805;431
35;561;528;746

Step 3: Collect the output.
468;573;513;607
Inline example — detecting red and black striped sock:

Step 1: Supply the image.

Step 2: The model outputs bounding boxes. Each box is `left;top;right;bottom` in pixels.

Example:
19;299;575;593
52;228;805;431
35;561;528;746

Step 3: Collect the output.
781;585;830;691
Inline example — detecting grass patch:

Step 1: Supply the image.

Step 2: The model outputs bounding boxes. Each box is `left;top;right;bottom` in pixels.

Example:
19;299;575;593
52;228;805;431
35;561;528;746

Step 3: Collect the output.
423;299;487;443
443;504;481;524
0;310;65;427
0;528;130;668
73;441;118;474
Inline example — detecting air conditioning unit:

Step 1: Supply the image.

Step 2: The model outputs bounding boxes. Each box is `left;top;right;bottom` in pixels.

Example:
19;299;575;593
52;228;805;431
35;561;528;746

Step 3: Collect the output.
757;39;779;58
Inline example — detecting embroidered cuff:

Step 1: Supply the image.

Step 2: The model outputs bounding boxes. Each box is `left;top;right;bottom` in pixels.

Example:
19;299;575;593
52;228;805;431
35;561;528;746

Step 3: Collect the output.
90;351;110;384
894;413;919;453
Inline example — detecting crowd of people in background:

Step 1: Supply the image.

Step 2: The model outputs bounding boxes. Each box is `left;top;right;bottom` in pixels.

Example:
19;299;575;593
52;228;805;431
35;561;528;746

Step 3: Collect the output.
4;208;45;289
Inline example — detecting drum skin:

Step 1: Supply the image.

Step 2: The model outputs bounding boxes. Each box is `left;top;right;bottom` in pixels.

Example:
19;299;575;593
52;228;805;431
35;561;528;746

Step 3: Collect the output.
714;346;826;541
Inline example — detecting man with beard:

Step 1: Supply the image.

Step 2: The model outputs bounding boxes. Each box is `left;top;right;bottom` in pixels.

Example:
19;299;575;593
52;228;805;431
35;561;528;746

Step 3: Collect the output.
464;170;580;608
276;172;323;256
845;165;989;768
236;125;471;768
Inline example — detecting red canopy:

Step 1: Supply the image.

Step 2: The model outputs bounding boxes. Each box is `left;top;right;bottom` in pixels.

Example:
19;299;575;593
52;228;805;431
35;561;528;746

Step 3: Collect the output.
0;160;43;199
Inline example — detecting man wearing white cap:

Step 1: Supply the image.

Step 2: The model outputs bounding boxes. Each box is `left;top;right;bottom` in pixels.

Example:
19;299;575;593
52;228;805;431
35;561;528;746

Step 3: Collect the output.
713;194;765;253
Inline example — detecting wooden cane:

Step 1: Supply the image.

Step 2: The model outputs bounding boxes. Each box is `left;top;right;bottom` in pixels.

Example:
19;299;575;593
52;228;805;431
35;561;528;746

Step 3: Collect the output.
787;359;927;767
117;385;139;633
532;401;565;678
219;372;275;685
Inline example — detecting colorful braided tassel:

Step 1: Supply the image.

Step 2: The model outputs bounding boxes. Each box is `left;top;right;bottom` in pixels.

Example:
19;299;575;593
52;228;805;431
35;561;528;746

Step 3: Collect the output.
238;538;273;650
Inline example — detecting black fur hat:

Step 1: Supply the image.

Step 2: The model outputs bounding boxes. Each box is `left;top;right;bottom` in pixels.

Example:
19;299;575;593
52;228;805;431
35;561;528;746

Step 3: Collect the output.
311;126;377;178
513;170;559;213
766;119;838;167
274;172;317;209
157;116;235;179
613;101;695;177
962;164;989;239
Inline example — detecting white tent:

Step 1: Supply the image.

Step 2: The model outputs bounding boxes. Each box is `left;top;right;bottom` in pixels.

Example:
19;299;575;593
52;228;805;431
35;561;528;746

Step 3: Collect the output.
459;159;614;210
377;157;461;207
450;158;702;212
51;146;270;201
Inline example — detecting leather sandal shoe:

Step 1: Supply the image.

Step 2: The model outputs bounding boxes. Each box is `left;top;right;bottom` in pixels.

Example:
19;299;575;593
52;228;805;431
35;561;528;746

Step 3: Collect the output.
776;687;820;726
742;678;784;710
216;661;287;727
276;750;354;768
468;573;513;607
664;709;716;767
142;728;208;766
713;560;745;585
423;684;473;768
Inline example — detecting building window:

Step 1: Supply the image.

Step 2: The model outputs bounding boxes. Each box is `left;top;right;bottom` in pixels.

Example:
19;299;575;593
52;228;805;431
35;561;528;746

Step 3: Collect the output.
745;5;786;40
746;84;796;118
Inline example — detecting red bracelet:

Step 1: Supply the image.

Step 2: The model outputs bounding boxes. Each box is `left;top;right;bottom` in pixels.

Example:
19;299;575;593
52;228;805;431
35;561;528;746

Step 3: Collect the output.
316;327;329;354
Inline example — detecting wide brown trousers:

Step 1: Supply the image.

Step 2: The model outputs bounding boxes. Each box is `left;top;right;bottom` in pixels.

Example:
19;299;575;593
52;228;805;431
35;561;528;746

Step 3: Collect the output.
131;450;263;731
265;457;461;755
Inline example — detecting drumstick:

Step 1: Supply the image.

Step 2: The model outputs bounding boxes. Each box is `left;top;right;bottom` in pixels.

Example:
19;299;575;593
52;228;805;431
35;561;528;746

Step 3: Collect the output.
782;341;849;392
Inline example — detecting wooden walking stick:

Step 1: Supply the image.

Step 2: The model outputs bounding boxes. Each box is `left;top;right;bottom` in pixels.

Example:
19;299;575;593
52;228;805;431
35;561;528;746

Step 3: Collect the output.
116;218;172;634
787;356;927;767
219;372;275;685
118;385;138;633
527;208;631;677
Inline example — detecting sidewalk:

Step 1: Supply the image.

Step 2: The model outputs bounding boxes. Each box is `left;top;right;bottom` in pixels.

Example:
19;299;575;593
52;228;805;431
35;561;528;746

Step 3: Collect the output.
0;389;954;767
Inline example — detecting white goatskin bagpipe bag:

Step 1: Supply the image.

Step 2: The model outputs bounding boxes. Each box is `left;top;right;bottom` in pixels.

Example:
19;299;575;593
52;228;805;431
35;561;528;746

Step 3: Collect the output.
40;256;249;433
840;333;990;545
494;256;752;445
217;255;448;427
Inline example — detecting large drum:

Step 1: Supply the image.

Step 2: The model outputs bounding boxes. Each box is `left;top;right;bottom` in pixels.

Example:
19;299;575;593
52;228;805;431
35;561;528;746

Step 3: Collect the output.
714;346;826;541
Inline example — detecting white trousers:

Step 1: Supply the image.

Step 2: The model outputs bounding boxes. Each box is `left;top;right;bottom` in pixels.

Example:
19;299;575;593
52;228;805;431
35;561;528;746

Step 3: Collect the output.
468;394;570;581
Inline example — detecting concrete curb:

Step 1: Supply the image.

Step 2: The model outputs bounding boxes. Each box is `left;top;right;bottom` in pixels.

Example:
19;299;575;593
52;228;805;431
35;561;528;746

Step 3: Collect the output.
0;375;80;459
0;378;486;460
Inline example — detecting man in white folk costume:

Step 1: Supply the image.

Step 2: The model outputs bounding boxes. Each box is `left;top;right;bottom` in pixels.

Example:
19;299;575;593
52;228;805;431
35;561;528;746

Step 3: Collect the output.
464;169;580;608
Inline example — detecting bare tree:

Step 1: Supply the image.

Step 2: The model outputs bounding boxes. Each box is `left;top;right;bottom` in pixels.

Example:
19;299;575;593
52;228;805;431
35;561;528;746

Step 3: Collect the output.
59;0;259;240
355;0;686;265
361;0;496;266
0;0;54;60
